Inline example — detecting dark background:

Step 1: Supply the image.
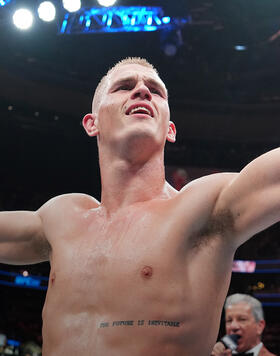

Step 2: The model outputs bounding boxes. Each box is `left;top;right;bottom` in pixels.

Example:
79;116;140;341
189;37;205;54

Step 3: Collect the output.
0;0;280;352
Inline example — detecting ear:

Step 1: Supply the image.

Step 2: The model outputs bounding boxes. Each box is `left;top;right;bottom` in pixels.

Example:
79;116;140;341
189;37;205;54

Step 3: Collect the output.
166;121;176;143
82;113;99;137
257;319;265;337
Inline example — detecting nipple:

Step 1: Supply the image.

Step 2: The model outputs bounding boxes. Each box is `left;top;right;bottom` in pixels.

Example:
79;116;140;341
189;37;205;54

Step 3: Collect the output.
141;266;153;279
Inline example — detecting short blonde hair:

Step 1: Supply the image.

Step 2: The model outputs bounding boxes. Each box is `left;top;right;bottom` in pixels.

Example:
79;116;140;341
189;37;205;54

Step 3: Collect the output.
92;57;159;113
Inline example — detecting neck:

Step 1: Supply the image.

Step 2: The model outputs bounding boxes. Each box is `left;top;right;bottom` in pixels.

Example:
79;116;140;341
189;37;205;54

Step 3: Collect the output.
98;149;176;214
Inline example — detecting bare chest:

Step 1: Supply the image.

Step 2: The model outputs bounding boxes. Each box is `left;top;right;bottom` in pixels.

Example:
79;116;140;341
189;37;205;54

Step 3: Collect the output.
43;204;234;355
47;208;193;312
56;209;184;282
47;201;234;313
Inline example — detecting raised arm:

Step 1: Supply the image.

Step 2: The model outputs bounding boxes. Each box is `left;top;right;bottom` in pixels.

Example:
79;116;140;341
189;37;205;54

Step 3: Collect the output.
214;147;280;247
0;210;49;265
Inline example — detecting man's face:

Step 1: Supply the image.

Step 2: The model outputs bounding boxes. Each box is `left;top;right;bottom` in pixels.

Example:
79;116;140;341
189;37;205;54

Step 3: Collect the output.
91;63;175;151
225;302;265;352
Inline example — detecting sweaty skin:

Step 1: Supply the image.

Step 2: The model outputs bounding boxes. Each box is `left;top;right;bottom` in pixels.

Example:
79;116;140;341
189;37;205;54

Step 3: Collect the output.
40;180;235;356
1;62;280;355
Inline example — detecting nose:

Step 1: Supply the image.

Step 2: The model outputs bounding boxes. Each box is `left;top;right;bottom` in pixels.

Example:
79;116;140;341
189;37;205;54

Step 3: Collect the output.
130;83;152;101
228;320;241;333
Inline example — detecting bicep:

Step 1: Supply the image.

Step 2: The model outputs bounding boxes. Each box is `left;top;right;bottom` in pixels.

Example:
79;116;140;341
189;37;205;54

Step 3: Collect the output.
0;210;50;264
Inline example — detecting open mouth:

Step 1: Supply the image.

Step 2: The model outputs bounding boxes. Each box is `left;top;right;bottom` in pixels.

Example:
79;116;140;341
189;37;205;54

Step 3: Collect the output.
232;334;242;345
126;104;154;117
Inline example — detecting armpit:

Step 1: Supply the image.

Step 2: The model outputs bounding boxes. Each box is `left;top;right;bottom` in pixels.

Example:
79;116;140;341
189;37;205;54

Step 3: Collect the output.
190;208;235;249
33;234;52;261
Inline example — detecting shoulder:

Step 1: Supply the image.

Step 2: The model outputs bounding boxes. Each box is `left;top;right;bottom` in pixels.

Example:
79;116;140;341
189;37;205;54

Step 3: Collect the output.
40;193;99;210
37;193;100;218
36;193;100;244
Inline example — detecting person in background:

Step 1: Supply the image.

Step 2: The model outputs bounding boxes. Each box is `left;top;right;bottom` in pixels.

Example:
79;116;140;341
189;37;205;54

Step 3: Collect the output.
0;333;7;354
20;340;42;356
211;294;276;356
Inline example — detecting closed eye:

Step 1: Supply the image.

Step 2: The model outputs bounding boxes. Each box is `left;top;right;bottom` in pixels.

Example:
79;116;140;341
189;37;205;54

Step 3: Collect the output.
115;84;133;91
150;87;162;95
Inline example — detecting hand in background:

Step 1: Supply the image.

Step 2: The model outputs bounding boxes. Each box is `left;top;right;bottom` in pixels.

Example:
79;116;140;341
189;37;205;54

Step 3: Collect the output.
211;341;232;356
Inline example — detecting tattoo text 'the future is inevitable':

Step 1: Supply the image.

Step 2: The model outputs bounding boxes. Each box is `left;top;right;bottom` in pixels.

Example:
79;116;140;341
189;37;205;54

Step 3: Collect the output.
99;320;181;328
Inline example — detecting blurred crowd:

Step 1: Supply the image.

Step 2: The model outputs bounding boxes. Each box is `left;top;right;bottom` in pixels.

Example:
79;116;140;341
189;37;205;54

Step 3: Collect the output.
0;333;41;356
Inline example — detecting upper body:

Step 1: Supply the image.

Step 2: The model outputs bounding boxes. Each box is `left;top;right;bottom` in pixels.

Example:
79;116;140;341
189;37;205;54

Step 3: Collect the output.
211;294;277;356
1;58;280;356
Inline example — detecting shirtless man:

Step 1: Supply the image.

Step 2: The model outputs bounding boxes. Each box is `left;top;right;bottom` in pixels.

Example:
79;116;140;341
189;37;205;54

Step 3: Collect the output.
0;57;279;356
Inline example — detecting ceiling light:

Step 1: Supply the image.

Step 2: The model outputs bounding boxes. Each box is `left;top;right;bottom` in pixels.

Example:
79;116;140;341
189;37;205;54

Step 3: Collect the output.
13;8;33;30
38;1;56;22
63;0;81;12
97;0;117;7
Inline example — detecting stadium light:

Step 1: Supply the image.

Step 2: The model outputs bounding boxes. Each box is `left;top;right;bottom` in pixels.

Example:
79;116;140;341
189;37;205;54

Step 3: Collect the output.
63;0;81;13
97;0;117;7
13;8;33;30
38;1;56;22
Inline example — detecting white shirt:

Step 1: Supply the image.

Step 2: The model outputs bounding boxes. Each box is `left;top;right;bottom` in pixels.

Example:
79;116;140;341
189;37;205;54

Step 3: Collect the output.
232;342;263;356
